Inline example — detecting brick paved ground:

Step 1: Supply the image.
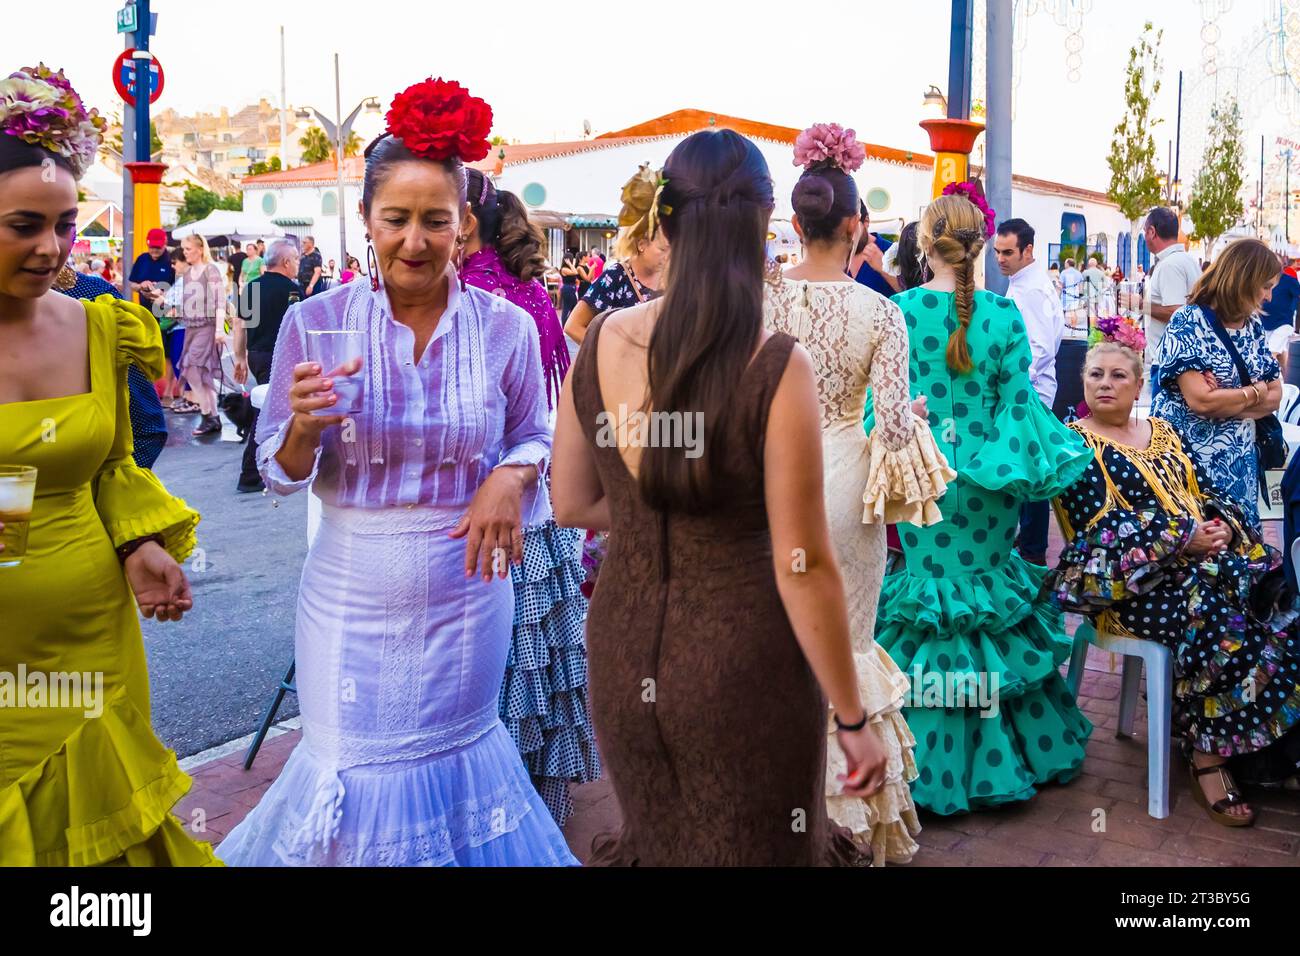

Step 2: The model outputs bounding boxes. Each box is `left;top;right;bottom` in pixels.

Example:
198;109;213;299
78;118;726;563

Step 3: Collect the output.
176;520;1300;865
174;640;1300;866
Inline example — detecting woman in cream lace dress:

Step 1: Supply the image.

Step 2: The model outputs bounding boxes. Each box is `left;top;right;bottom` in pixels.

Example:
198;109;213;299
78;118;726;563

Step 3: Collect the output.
765;132;955;863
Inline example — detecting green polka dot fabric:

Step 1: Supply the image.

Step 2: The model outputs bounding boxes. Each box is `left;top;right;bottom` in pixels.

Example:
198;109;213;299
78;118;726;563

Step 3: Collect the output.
871;288;1094;816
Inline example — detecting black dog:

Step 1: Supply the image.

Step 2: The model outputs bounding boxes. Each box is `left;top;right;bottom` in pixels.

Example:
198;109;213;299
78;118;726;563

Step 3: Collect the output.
220;391;256;441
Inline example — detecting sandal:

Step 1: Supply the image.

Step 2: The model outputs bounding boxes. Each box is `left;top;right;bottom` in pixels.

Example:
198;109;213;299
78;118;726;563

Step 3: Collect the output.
171;399;200;413
191;414;222;437
1189;762;1256;827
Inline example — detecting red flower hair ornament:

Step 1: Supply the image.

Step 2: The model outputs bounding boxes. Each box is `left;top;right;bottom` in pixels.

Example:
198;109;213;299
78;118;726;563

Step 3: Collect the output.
384;78;493;163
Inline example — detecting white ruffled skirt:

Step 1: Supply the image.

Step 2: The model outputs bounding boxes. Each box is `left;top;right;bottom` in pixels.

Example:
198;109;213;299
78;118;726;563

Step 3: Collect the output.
218;501;577;866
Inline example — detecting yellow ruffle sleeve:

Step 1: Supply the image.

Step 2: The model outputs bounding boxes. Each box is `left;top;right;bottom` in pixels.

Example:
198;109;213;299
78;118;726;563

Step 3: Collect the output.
89;295;200;562
861;416;957;527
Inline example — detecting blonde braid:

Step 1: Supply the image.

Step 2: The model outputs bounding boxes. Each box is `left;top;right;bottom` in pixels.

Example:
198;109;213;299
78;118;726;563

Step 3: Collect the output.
948;248;977;374
920;194;986;375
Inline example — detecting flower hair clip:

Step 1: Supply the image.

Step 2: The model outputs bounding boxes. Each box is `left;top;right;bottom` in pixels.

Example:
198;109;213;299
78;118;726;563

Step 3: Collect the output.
941;180;997;238
384;77;493;163
618;164;670;239
0;64;105;177
655;175;672;224
1088;314;1146;353
793;122;866;173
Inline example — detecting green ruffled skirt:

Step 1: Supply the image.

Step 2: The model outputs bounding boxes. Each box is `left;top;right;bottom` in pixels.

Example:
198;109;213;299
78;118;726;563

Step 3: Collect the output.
877;548;1093;814
873;356;1096;814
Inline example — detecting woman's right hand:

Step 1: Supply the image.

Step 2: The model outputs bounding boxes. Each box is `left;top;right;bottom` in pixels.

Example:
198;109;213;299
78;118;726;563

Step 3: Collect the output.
1185;519;1232;557
835;721;888;798
910;395;928;419
287;357;362;438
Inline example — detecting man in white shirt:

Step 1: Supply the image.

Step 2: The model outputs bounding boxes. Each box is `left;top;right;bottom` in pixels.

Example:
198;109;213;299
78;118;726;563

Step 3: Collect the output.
1143;205;1201;398
994;217;1064;565
1083;256;1107;317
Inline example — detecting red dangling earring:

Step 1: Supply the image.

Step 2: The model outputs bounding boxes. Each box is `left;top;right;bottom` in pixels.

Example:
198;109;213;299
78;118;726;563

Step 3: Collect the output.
366;234;380;292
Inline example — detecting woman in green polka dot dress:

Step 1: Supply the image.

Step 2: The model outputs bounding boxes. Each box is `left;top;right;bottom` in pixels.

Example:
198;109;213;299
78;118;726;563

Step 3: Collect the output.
872;193;1095;815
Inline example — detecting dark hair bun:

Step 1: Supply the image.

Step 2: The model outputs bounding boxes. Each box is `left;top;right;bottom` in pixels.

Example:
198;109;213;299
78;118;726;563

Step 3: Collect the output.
792;176;834;221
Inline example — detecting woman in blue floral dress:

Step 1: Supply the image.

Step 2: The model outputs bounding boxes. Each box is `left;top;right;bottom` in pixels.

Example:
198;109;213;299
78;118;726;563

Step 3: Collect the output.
1150;239;1283;531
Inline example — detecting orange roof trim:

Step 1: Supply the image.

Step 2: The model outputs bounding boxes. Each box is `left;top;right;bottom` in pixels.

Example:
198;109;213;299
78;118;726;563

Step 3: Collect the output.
242;156;365;185
599;109;931;168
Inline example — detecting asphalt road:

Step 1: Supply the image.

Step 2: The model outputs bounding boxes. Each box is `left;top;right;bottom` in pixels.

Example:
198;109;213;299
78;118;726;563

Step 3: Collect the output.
141;410;306;757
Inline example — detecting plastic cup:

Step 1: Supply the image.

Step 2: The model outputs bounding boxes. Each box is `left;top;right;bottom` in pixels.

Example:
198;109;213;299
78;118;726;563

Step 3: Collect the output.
0;465;37;568
305;330;366;416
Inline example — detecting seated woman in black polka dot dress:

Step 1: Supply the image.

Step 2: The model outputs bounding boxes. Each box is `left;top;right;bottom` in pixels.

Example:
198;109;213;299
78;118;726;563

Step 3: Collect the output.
1046;339;1300;827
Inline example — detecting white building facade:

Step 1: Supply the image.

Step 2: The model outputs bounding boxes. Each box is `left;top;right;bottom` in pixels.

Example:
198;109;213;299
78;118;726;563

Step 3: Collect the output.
241;158;366;268
481;112;1134;273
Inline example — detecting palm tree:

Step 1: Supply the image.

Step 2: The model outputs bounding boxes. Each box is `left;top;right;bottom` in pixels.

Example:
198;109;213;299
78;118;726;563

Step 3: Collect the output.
343;131;363;158
299;125;331;164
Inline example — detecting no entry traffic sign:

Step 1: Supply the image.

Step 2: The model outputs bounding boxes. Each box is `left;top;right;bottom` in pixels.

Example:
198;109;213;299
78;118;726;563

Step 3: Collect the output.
112;49;164;107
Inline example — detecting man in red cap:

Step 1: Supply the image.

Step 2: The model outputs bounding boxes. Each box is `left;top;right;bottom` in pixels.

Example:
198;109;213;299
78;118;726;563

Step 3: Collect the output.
129;228;183;406
128;227;176;310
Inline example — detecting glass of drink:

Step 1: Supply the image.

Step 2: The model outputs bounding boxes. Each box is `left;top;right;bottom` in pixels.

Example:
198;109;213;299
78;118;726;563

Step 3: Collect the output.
0;465;37;569
305;330;366;416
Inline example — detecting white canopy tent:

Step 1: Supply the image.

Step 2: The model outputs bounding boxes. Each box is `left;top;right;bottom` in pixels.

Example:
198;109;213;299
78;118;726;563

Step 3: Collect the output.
172;211;285;243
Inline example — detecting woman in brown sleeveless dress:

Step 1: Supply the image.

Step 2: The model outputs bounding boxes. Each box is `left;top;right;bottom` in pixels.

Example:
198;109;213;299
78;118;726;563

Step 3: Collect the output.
552;130;886;866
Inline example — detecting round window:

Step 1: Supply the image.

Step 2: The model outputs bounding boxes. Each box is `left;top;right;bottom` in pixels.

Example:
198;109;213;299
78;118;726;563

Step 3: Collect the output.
261;192;277;215
866;187;890;212
522;182;547;207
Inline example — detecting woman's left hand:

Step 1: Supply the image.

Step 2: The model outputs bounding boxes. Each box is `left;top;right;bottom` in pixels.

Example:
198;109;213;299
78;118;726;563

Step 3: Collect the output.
124;541;194;621
448;465;534;582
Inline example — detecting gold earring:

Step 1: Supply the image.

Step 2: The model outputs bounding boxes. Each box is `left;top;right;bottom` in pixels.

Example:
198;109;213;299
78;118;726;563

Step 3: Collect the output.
53;264;77;291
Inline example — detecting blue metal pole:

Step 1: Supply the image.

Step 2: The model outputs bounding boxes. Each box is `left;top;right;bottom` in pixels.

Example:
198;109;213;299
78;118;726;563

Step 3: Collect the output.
133;0;152;163
948;0;974;119
985;0;1013;295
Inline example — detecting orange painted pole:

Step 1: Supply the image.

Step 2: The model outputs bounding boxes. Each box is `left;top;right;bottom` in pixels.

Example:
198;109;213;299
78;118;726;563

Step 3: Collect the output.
919;118;985;198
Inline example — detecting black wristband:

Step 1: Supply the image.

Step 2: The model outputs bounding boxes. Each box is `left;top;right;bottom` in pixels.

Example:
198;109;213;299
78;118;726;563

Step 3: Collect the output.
117;533;165;565
834;711;868;732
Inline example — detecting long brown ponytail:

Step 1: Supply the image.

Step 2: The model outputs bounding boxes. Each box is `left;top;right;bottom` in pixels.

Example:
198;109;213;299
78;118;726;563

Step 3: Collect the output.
639;129;775;514
919;194;987;374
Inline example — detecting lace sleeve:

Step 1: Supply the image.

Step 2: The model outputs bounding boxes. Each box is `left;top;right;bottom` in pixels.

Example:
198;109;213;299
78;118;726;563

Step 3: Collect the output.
867;297;914;451
861;294;956;526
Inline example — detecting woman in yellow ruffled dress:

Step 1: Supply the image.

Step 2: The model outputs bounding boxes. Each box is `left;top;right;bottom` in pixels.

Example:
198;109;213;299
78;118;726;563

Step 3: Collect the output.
0;65;217;866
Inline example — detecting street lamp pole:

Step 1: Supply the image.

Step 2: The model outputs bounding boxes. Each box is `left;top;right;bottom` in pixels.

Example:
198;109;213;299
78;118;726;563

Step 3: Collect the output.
304;57;377;270
279;26;287;169
334;54;345;272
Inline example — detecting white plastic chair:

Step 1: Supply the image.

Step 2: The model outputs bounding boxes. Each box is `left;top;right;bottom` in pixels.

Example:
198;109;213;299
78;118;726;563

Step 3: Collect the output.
1281;383;1300;425
1066;621;1173;819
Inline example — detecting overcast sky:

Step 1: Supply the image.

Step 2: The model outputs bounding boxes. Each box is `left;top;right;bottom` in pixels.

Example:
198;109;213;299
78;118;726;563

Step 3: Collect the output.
8;0;1296;193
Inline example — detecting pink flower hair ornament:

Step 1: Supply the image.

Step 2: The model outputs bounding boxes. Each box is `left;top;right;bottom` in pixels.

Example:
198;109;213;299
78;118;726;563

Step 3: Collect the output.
1088;315;1147;353
793;122;866;174
941;180;996;238
0;64;105;178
